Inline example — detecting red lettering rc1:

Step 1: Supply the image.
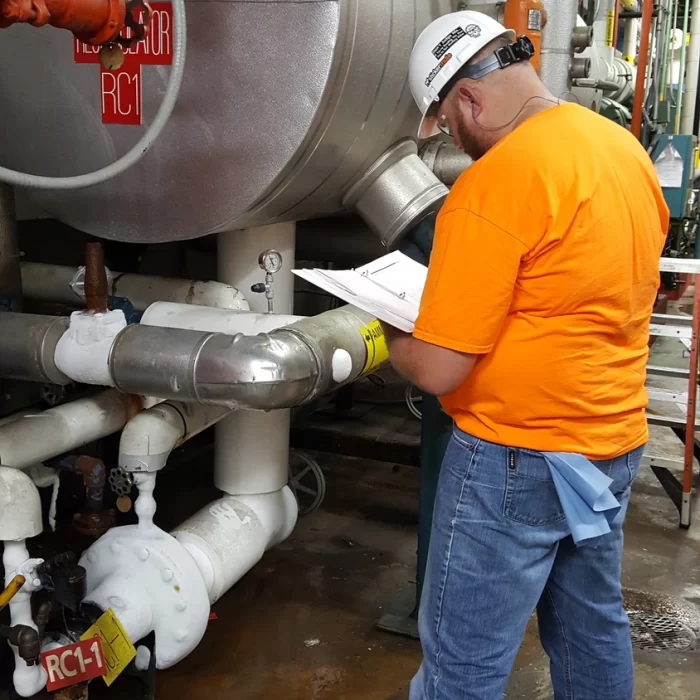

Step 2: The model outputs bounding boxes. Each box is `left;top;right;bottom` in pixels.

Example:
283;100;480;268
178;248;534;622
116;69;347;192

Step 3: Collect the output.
73;2;173;125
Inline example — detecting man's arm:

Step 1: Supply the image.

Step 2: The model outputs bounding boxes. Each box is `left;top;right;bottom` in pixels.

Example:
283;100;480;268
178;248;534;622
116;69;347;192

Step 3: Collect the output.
382;324;477;397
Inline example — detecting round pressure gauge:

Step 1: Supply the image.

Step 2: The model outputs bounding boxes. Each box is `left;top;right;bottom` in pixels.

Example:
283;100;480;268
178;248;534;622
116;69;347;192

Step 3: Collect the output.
258;249;283;274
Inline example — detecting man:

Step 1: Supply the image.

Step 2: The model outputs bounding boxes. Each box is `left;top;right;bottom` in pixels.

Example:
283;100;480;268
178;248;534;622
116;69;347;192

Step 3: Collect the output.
385;10;669;700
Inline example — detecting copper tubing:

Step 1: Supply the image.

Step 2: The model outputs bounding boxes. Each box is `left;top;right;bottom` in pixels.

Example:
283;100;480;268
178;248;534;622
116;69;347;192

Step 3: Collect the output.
0;0;126;44
631;0;654;138
84;242;109;312
0;575;26;611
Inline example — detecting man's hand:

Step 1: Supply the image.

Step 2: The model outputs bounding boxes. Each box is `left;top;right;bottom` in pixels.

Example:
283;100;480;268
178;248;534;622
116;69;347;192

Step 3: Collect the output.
381;322;476;397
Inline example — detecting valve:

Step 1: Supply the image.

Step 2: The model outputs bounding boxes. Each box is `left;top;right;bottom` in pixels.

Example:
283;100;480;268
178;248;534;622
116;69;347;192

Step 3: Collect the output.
0;623;41;664
251;249;284;314
0;0;152;47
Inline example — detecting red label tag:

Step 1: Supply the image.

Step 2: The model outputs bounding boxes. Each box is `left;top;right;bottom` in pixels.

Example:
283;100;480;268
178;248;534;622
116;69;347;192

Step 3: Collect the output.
42;637;107;692
73;2;174;125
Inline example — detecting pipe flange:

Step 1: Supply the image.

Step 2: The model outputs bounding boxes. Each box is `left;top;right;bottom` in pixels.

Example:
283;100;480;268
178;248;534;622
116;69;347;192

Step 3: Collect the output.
80;525;210;669
343;139;448;249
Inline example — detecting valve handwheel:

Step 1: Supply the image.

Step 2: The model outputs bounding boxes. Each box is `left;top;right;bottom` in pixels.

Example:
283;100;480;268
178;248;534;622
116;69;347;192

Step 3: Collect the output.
288;450;326;516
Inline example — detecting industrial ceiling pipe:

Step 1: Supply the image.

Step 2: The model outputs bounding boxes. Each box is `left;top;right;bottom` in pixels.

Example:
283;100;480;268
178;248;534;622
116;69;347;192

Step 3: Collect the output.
631;0;655;137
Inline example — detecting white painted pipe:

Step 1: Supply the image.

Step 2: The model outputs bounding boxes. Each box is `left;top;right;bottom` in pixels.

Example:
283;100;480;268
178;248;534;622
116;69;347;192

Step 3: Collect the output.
54;310;127;387
20;262;249;312
172;487;298;604
594;0;616;74
216;224;296;496
681;0;700;135
0;390;151;470
140;302;302;335
623;19;640;63
80;475;297;669
3;541;47;698
119;402;231;473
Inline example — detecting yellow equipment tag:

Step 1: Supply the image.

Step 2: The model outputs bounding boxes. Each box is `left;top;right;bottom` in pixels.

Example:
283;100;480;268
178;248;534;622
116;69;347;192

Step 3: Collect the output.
81;609;136;686
605;10;615;48
360;320;389;375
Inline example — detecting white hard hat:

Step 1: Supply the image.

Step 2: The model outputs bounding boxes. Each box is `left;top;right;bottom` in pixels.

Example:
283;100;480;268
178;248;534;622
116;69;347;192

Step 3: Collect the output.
409;11;516;139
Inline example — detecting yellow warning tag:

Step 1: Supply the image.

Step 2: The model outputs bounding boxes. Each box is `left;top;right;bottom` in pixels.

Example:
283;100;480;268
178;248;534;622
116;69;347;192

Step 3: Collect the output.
360;320;389;375
605;10;615;48
80;609;136;687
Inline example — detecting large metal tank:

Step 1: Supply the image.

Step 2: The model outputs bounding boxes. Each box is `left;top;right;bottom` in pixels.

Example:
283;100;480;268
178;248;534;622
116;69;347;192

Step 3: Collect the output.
0;0;450;243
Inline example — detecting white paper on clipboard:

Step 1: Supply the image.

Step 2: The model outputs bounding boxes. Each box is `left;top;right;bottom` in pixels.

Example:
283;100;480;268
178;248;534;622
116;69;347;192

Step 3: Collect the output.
654;142;685;188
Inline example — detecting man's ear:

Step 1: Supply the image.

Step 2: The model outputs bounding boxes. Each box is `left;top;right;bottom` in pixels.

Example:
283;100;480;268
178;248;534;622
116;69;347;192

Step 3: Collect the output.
457;83;481;118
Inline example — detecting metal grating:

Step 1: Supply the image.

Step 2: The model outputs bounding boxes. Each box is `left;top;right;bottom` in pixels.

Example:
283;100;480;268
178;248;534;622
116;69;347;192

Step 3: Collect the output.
629;612;697;652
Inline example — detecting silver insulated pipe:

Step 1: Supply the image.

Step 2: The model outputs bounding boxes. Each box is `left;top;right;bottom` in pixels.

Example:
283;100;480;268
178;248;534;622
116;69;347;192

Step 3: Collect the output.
0;307;380;411
540;0;579;99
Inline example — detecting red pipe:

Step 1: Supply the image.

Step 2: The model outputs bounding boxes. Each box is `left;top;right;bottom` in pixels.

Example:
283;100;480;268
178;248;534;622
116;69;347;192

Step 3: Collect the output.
0;0;125;44
631;0;655;138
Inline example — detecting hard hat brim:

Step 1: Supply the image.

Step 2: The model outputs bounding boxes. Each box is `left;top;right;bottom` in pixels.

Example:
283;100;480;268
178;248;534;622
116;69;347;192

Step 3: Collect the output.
417;102;441;140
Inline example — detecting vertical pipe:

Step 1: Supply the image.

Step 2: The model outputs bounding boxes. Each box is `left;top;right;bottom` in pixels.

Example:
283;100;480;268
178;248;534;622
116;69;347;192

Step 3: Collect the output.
3;541;47;697
613;0;621;52
681;0;700;134
623;18;640;63
661;0;677;102
539;0;578;99
631;0;656;138
0;183;21;312
675;0;691;132
595;0;617;74
216;223;296;496
84;242;108;312
651;12;665;121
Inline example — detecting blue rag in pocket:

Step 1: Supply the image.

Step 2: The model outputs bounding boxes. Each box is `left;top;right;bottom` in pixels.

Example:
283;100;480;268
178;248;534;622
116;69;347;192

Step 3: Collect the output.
544;452;621;547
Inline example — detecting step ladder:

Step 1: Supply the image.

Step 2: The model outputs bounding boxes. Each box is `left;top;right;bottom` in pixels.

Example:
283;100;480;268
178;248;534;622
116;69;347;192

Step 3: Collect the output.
645;257;700;529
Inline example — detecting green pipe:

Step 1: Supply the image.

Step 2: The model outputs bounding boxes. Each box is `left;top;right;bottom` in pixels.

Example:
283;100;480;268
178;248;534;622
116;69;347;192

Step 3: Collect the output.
675;0;691;132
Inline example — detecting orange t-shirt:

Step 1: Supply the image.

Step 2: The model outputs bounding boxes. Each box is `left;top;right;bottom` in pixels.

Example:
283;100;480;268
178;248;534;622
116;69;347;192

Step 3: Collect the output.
413;103;669;460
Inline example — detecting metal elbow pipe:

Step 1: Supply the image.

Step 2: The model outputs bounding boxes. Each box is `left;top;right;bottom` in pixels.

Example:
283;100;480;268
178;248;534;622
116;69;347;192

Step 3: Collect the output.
420;141;473;187
109;306;376;410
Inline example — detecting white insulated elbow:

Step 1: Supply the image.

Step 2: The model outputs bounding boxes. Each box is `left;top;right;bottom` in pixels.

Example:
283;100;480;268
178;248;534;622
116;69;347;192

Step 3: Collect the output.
54;309;127;386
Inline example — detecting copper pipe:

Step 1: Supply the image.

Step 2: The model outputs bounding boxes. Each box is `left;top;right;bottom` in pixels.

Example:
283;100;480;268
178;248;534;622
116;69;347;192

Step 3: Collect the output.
631;0;654;138
0;0;126;44
84;241;109;312
612;0;621;51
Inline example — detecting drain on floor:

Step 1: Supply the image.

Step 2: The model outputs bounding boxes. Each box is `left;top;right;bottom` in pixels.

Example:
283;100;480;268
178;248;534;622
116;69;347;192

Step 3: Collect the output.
629;612;697;652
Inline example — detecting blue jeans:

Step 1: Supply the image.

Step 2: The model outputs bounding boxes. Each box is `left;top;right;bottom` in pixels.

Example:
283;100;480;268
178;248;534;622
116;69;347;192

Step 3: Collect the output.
410;429;644;700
